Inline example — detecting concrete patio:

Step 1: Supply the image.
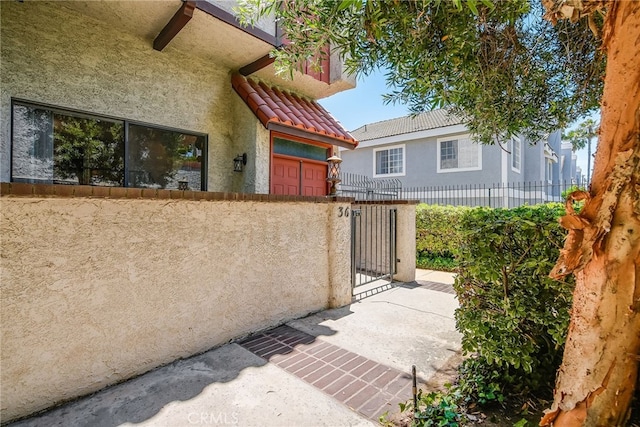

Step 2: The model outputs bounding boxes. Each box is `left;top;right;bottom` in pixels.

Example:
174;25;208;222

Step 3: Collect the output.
8;270;461;427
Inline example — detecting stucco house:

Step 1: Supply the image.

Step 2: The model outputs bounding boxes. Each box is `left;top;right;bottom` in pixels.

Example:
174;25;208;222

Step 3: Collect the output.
339;110;576;204
1;0;359;196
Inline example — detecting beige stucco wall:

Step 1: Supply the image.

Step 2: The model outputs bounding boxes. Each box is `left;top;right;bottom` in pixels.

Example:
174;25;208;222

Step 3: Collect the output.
231;94;271;194
0;196;351;422
0;1;266;192
393;204;417;283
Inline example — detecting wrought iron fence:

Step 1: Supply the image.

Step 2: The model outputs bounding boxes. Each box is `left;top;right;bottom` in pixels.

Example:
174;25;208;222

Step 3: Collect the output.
338;172;402;201
338;174;578;207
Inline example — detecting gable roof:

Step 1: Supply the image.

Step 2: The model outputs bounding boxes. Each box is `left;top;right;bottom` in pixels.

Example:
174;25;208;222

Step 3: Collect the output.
351;109;465;142
232;74;358;148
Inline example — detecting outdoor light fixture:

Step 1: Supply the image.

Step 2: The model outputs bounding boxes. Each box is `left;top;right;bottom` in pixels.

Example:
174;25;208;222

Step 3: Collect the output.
233;153;247;172
326;155;342;196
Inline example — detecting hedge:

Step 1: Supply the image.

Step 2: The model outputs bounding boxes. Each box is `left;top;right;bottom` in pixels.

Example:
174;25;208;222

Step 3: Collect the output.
416;205;467;270
453;204;574;391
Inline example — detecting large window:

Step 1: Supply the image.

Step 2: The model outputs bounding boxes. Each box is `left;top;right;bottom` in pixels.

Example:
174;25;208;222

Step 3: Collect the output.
11;101;206;190
512;137;522;173
437;135;481;172
373;144;405;177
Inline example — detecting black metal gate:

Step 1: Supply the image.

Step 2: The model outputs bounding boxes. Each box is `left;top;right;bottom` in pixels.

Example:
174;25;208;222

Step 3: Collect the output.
350;204;397;291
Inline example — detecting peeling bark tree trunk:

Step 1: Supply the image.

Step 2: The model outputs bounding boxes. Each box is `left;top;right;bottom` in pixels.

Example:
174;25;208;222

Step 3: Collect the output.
541;1;640;426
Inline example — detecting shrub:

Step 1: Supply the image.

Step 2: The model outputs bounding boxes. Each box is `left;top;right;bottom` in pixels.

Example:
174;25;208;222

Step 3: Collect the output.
416;205;468;269
454;204;574;392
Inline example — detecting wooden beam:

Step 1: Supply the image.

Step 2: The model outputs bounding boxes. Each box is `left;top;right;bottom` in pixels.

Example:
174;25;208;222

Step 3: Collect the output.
153;1;196;52
239;54;275;76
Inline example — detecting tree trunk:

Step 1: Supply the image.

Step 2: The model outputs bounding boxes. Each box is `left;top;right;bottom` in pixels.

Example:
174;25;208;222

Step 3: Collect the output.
541;1;640;426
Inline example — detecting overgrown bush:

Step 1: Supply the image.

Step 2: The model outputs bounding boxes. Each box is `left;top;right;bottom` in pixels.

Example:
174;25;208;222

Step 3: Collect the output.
416;205;468;270
395;204;574;425
454;204;574;392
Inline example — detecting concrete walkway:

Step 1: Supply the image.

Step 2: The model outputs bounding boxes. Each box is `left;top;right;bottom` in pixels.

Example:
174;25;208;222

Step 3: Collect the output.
9;270;461;427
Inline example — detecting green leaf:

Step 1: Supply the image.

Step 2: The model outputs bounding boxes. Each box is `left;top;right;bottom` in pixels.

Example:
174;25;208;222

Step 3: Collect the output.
513;419;529;427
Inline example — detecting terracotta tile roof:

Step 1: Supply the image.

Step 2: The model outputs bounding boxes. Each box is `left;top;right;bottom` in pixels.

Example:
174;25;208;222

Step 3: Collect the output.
351;109;465;142
232;74;357;147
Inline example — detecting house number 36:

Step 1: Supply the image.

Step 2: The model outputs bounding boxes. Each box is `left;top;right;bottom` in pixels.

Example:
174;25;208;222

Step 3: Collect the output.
338;207;350;218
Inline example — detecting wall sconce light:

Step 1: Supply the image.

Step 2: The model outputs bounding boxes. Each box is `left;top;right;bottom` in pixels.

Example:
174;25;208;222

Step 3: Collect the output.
233;153;247;172
326;155;342;196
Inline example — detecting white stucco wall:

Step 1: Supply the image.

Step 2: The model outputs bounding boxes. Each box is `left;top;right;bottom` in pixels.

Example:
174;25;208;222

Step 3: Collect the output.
0;1;260;192
0;194;351;422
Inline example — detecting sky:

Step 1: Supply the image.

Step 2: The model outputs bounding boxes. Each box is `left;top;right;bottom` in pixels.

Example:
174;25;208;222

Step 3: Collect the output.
319;70;598;184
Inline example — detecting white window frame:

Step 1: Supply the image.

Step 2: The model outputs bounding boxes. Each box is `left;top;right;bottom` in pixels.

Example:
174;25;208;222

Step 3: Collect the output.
436;134;482;173
373;144;406;177
545;158;553;183
511;137;521;173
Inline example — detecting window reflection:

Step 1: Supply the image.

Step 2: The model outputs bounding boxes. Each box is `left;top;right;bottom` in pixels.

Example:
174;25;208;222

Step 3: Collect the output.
11;101;206;190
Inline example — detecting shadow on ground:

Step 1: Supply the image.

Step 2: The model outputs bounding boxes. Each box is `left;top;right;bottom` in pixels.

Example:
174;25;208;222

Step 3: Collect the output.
8;321;344;427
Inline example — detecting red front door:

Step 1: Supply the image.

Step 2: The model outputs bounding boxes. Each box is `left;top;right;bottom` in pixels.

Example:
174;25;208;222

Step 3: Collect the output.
272;155;328;196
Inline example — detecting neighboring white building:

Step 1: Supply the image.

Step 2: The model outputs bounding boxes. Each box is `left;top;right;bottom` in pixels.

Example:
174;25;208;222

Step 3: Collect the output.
339;110;574;205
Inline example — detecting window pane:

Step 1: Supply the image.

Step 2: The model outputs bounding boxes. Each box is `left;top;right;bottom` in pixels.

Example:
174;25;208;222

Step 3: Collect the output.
12;103;125;185
457;138;478;169
127;124;204;190
273;137;327;161
12;104;54;183
512;139;521;170
53;114;124;186
440;140;458;169
376;150;388;174
388;147;403;173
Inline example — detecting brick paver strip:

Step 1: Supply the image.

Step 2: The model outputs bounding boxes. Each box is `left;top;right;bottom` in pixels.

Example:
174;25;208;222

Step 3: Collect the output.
384;375;412;396
312;369;344;388
324;374;357;396
361;364;390;382
334;379;367;402
240;335;271;348
352;359;377;377
341;355;368;372
357;391;395;418
313;345;342;359
374;370;401;388
304;341;332;355
283;356;315;373
344;384;379;410
417;280;455;294
239;324;415;423
303;364;335;383
269;350;300;364
321;348;348;363
276;352;308;369
330;352;359;368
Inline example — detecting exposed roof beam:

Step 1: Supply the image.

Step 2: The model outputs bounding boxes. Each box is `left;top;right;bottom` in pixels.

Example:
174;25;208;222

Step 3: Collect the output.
194;0;281;47
153;1;196;52
239;54;275;76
